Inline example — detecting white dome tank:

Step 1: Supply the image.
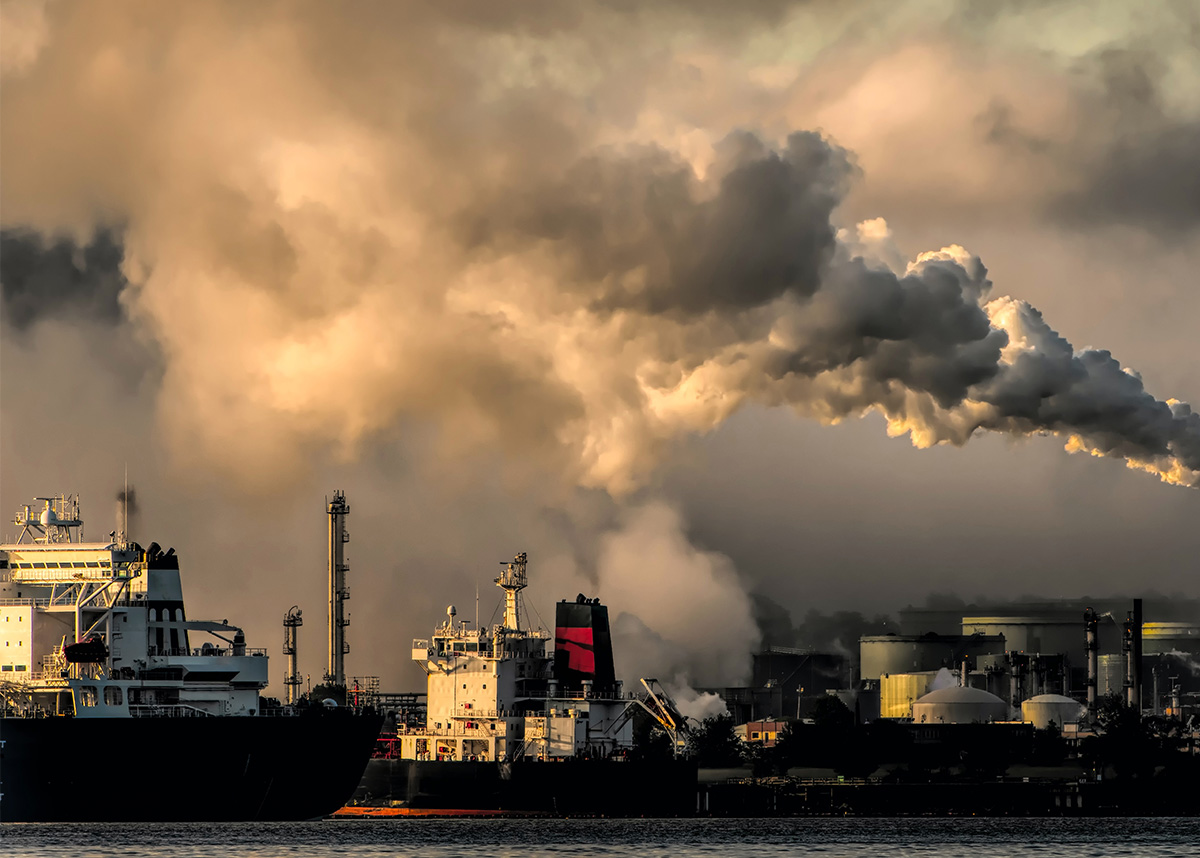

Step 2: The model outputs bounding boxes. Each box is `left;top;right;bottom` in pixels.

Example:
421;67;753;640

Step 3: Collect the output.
1021;694;1086;730
911;686;1010;724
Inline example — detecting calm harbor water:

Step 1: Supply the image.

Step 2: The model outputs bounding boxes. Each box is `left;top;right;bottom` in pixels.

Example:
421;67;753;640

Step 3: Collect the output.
0;818;1196;858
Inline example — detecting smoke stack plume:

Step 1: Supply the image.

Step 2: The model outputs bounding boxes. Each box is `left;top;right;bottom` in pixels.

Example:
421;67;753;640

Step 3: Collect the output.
115;485;139;542
1;5;1196;497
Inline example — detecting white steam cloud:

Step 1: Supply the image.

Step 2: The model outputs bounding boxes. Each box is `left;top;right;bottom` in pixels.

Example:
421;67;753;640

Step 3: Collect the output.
593;502;759;688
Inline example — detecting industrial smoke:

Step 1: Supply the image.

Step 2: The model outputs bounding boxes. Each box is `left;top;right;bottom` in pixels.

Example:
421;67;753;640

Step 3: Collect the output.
1;4;1197;498
3;1;1198;692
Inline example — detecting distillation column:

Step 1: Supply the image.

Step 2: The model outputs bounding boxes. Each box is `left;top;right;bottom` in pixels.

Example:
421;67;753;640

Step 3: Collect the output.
1085;607;1099;714
326;491;350;686
283;606;303;704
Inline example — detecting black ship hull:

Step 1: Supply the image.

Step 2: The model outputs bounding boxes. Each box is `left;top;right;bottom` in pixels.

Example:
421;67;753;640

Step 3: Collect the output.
352;757;698;816
0;708;383;822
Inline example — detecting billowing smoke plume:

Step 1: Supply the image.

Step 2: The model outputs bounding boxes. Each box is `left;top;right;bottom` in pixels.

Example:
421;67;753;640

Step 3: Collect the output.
1;3;1195;498
593;502;759;687
1;0;1196;693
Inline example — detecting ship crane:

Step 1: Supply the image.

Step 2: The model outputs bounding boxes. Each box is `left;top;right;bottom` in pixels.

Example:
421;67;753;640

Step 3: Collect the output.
610;678;692;756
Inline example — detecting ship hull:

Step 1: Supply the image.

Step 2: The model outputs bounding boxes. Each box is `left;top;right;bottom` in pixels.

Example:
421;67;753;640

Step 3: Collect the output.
0;708;383;822
352;757;698;816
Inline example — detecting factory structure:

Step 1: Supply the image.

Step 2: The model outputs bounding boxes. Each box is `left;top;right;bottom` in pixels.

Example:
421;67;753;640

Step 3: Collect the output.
700;597;1200;740
271;492;1197;740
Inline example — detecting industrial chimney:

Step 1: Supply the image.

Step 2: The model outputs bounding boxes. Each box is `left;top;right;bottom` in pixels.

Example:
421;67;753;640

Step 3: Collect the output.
326;491;350;687
1132;598;1143;713
1084;607;1099;714
283;606;303;705
1123;598;1144;715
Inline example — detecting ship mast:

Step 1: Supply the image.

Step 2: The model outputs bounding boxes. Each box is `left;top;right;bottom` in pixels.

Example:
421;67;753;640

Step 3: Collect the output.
495;552;527;631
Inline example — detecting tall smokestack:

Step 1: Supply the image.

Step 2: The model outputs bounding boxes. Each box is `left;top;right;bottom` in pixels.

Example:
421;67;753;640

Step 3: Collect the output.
1085;607;1099;714
1132;598;1143;714
115;484;138;546
1123;611;1136;711
326;491;350;687
283;606;303;705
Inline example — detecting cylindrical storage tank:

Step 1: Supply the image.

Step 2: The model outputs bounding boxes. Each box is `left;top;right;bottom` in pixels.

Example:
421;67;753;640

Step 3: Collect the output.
911;686;1010;724
860;634;1006;682
880;672;937;719
1142;623;1200;656
1021;694;1086;729
961;615;1082;663
1098;654;1125;697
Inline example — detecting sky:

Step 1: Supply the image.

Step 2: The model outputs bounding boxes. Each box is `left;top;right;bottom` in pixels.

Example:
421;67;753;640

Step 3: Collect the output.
1;0;1197;698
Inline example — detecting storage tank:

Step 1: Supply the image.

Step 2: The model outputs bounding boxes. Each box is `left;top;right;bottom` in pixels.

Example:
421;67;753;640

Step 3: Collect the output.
961;615;1083;663
880;672;938;719
911;686;1010;724
1021;694;1086;729
860;633;1006;682
1142;623;1200;656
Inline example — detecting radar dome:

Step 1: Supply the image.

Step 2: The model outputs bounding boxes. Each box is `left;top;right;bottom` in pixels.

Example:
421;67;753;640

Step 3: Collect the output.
447;605;457;618
40;507;58;526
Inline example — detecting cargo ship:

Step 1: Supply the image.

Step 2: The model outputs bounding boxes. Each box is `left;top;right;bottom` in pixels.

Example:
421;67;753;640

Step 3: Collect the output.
348;553;697;815
0;494;382;822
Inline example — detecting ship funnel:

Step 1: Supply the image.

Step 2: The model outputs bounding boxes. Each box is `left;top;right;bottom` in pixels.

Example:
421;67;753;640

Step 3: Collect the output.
554;595;617;695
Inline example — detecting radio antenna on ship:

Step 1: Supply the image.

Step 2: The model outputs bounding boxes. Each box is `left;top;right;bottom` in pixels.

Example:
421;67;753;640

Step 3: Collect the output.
495;552;527;631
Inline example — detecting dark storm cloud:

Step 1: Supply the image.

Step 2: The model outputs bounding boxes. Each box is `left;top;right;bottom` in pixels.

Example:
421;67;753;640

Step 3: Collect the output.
1072;46;1200;229
1028;46;1200;232
1062;119;1200;231
467;131;853;316
0;228;127;330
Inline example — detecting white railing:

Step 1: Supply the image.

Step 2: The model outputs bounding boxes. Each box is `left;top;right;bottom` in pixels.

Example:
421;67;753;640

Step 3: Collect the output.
129;704;215;718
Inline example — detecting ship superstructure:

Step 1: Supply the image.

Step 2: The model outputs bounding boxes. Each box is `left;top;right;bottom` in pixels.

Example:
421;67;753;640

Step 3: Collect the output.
398;553;634;763
0;493;382;822
0;495;267;718
351;552;698;814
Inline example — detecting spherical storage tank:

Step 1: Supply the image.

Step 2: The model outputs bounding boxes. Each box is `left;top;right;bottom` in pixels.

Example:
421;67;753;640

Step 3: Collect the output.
911;686;1009;724
1021;694;1086;730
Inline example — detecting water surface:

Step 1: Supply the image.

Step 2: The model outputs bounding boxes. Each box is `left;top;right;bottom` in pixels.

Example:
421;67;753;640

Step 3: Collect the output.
1;817;1193;857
